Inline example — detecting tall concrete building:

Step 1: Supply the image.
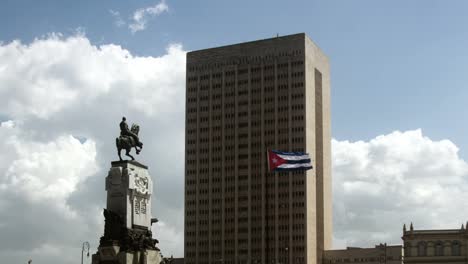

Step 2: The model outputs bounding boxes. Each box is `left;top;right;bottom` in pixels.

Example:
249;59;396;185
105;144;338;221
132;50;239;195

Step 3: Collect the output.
184;33;332;264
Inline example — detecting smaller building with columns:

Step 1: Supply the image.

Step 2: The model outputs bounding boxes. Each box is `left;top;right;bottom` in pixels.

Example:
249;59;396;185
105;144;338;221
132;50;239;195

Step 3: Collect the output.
402;222;468;264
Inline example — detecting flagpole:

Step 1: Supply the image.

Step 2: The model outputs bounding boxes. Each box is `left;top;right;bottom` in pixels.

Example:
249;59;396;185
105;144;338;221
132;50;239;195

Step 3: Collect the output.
266;149;270;172
265;148;270;264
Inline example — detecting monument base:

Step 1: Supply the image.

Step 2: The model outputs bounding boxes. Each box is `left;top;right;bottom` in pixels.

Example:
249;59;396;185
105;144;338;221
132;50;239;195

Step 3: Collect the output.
92;161;161;264
92;248;161;264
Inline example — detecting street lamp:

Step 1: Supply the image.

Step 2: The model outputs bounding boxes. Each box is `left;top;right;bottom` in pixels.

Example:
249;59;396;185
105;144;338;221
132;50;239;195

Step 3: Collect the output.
81;241;90;264
379;243;387;264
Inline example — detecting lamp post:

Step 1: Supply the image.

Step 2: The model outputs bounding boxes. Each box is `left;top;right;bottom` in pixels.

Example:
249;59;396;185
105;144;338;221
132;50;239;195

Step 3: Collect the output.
379;243;387;264
81;241;90;264
384;243;387;264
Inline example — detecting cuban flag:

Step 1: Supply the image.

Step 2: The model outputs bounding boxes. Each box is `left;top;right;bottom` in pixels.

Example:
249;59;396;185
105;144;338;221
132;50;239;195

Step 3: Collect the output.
268;150;313;172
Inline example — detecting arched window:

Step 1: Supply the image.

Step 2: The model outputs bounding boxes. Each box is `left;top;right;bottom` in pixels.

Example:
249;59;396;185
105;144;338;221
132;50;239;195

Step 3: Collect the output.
435;241;444;256
452;241;461;256
404;242;411;257
417;242;427;256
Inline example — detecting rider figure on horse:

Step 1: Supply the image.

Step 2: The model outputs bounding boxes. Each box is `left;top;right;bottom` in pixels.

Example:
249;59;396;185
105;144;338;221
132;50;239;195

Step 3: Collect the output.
120;117;141;145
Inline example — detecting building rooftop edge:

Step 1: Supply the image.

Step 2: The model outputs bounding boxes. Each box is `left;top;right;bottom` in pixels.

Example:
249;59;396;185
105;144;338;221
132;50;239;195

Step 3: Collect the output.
187;33;305;55
187;32;328;59
324;245;402;253
404;229;465;235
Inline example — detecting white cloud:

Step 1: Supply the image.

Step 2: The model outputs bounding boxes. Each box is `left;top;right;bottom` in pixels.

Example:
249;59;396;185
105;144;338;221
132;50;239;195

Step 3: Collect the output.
129;0;169;33
0;33;185;119
0;33;187;264
4;134;98;208
109;9;126;27
0;122;100;261
153;220;184;257
332;129;468;248
0;120;15;128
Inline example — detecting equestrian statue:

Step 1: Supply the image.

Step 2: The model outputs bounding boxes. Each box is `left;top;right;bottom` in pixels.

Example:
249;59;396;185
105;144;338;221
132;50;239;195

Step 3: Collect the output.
116;117;143;160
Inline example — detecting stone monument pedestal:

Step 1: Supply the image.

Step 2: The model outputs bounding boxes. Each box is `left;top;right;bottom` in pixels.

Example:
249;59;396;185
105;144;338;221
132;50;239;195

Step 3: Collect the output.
92;248;161;264
92;161;161;264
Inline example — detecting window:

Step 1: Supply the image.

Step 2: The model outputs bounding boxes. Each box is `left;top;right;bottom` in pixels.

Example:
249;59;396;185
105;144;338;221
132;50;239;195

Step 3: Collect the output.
435;241;443;256
404;242;411;257
417;241;426;256
452;241;461;256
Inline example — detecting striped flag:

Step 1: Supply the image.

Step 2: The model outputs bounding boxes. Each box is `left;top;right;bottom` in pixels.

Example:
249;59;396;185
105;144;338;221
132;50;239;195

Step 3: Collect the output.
268;150;313;172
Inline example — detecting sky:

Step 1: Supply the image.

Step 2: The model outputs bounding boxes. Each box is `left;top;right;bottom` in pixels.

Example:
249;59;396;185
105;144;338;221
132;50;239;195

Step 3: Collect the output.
0;0;467;263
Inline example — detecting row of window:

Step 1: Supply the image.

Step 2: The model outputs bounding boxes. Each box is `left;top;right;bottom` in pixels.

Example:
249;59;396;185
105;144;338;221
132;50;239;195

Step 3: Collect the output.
187;81;305;94
187;56;304;73
406;240;462;257
185;186;305;195
185;174;304;183
185;193;306;206
186;147;305;154
187;92;304;104
186;246;305;258
187;121;304;133
186;135;304;145
190;69;304;83
325;256;400;263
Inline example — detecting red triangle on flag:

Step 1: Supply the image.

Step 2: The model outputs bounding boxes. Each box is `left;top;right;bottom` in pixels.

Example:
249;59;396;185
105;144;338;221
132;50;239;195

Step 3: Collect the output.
268;150;287;171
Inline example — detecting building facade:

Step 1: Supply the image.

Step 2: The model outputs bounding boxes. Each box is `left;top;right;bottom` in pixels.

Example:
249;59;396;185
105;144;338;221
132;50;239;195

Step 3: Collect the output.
324;245;403;264
184;33;332;264
402;223;468;264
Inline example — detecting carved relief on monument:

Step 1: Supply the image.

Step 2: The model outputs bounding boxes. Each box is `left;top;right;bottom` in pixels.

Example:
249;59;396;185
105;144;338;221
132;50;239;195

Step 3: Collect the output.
135;197;141;214
135;175;149;195
134;196;148;215
127;167;150;195
141;199;147;214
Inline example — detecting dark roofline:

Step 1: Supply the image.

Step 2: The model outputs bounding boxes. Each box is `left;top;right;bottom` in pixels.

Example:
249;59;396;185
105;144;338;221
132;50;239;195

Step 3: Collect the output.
189;33;328;58
405;229;465;235
325;245;402;253
187;33;307;55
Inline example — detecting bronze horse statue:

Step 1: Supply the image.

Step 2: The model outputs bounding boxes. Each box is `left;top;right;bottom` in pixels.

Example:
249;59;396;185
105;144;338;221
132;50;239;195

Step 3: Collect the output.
116;124;143;161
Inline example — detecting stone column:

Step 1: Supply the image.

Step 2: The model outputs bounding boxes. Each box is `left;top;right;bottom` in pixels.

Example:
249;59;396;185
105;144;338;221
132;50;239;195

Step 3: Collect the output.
92;160;162;264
